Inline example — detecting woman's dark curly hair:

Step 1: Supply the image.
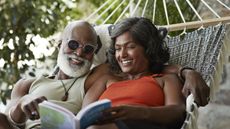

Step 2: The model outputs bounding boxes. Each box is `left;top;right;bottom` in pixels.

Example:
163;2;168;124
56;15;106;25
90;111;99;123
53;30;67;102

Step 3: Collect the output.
108;17;170;74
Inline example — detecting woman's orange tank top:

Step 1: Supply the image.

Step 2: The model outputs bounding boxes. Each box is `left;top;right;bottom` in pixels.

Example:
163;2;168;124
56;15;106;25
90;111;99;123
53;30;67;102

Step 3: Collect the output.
99;75;164;107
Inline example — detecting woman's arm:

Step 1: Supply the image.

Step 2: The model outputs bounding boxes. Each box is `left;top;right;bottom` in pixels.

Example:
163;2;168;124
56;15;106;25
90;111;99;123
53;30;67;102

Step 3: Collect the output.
82;74;109;108
145;73;186;125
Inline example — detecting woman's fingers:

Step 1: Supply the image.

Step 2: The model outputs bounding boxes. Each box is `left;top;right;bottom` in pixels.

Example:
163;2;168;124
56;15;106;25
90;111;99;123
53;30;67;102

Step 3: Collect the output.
96;107;125;124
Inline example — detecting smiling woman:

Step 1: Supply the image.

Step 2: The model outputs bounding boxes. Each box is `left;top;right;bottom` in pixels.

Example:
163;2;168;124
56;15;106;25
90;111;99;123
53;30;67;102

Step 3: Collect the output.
114;31;150;77
82;17;186;129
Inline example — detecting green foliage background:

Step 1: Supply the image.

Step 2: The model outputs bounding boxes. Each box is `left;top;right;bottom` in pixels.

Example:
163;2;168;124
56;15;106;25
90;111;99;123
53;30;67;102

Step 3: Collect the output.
0;0;200;104
0;0;82;104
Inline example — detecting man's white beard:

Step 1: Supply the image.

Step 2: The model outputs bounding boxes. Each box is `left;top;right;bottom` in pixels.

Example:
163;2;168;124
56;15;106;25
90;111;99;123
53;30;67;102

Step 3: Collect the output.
57;48;92;78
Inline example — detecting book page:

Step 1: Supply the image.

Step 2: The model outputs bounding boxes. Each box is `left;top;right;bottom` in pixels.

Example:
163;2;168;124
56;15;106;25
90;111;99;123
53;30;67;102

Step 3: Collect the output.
39;101;76;129
76;99;111;129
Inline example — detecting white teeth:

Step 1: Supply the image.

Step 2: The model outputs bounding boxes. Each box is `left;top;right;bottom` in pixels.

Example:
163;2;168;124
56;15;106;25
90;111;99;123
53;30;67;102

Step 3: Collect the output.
69;55;82;62
69;57;83;64
72;58;81;62
122;60;132;64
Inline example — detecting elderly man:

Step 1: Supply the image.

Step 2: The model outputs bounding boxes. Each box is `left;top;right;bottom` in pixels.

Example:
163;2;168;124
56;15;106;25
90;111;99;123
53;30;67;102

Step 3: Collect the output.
0;20;209;129
0;20;109;129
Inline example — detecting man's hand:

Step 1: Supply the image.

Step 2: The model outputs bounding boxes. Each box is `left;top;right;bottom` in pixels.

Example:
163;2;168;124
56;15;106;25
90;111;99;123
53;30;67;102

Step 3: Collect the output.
182;70;210;106
19;95;47;120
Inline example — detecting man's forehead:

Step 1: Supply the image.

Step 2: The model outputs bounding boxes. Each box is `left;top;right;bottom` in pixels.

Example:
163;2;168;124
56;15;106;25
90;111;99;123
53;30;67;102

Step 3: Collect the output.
60;21;97;48
70;26;96;44
62;21;95;37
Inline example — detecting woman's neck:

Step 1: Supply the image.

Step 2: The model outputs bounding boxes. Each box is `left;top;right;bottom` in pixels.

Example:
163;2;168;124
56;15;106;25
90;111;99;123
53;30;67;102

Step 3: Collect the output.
126;70;151;80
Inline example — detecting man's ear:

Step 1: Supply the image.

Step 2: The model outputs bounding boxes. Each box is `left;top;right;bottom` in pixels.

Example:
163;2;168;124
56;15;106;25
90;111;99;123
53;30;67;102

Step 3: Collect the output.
95;35;102;54
58;40;62;50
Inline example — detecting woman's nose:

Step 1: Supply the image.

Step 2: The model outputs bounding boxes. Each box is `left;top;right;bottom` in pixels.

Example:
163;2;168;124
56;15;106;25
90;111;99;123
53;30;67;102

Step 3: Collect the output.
120;48;128;58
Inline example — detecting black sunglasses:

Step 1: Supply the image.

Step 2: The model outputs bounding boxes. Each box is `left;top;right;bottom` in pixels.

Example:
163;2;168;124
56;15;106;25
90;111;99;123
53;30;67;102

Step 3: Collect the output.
68;40;97;54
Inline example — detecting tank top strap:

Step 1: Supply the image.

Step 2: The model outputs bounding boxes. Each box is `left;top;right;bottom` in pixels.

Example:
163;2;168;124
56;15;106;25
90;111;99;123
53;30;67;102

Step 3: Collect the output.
151;73;163;78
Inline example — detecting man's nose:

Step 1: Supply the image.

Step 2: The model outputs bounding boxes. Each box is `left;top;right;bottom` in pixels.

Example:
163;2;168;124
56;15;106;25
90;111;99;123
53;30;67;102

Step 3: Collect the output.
75;47;84;56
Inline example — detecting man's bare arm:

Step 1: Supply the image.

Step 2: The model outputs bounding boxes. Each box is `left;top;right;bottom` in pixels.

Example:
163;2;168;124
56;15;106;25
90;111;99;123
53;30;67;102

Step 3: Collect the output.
163;64;210;106
5;78;35;127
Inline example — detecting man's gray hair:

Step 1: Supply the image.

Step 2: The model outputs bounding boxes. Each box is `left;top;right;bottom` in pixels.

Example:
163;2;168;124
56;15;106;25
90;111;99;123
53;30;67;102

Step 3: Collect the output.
60;20;96;42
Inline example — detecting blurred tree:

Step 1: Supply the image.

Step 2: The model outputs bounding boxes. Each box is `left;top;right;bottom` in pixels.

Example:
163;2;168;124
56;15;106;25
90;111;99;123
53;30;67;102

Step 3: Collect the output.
0;0;82;104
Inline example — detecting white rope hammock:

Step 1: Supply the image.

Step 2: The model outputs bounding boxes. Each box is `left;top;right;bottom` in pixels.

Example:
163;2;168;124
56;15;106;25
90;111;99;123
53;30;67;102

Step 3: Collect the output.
86;0;230;31
86;1;230;129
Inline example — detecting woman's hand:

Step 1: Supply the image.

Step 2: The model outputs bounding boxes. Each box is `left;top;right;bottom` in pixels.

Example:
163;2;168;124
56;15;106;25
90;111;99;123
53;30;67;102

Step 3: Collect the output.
182;70;210;106
19;95;47;120
96;105;146;124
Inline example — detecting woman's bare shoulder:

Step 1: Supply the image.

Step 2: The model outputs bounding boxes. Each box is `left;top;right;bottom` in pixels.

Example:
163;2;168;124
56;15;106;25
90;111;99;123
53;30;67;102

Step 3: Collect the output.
162;73;179;80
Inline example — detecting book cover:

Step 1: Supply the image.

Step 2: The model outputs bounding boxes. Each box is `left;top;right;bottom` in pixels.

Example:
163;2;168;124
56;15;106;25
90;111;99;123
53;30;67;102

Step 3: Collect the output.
39;99;111;129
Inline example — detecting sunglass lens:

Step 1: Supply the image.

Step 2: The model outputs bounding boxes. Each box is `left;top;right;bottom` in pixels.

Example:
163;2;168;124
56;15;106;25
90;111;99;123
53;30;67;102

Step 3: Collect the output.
84;45;95;54
68;40;79;50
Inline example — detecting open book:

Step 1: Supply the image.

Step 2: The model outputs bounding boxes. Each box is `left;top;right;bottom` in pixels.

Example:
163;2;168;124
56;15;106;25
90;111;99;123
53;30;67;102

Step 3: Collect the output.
39;99;111;129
